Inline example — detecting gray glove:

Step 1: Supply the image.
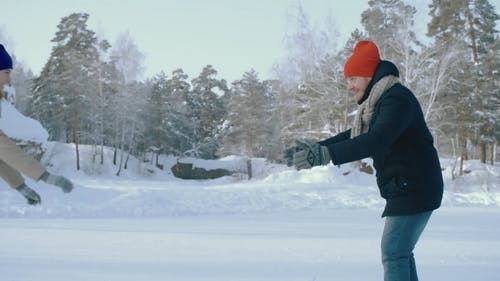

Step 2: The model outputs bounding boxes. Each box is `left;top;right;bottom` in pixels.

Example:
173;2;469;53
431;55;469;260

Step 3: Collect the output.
17;184;42;205
292;140;331;170
40;171;74;193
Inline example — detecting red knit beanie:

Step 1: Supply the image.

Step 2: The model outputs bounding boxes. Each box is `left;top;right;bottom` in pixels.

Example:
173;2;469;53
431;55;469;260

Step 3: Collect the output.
344;40;380;77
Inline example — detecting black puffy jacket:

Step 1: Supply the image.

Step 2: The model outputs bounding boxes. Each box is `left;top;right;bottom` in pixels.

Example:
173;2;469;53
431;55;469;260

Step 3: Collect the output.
319;61;443;217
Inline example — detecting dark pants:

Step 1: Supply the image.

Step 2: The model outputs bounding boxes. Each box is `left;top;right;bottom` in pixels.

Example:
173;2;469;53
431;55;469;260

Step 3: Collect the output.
381;211;432;281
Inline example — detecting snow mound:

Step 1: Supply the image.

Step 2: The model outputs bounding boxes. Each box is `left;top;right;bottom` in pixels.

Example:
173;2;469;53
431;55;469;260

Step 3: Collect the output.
0;140;498;218
0;100;48;144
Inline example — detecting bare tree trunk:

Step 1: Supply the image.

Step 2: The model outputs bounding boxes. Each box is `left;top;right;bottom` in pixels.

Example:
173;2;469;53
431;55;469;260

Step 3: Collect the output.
75;141;80;171
92;144;96;164
116;119;127;176
480;141;486;164
459;156;464;177
155;152;163;170
449;137;457;180
495;144;498;164
72;110;80;171
458;134;468;176
124;152;130;170
246;158;253;180
100;143;104;165
116;149;123;176
97;62;105;166
116;137;125;176
464;0;479;65
491;143;497;165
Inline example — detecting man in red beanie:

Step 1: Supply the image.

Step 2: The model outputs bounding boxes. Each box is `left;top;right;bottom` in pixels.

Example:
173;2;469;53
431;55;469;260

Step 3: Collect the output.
292;40;443;281
0;44;74;205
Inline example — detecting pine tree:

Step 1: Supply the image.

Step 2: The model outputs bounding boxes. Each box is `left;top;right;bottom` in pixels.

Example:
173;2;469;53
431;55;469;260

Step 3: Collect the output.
144;71;170;165
427;1;471;167
427;0;499;168
31;12;101;170
466;0;499;163
221;70;276;158
165;69;196;156
480;34;500;164
188;65;228;159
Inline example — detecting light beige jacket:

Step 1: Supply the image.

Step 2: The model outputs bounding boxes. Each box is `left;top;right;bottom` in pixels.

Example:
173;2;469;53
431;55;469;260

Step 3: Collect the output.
0;126;45;189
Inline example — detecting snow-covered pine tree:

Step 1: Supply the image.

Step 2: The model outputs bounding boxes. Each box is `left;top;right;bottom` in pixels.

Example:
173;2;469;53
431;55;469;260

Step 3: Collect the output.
165;69;196;156
187;65;228;159
464;0;499;164
31;12;101;170
145;71;170;164
427;0;499;170
220;70;276;159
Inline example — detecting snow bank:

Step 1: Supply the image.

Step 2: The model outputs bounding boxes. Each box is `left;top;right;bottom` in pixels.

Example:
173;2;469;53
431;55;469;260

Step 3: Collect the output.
0;100;48;144
0;141;498;218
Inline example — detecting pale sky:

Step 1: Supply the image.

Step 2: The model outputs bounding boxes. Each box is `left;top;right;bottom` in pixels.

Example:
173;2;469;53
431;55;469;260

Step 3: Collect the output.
1;0;499;82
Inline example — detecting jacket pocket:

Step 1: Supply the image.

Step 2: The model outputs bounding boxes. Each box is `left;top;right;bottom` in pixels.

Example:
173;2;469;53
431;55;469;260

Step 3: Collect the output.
380;176;409;199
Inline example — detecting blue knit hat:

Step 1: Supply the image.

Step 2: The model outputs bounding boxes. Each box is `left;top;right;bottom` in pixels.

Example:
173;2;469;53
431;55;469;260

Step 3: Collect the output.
0;44;13;70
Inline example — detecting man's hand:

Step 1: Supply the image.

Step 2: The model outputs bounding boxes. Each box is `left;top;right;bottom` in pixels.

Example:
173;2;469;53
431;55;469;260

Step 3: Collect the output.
292;140;331;170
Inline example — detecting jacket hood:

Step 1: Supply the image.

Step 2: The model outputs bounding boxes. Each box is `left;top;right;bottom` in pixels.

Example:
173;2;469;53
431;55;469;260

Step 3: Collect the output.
358;60;400;105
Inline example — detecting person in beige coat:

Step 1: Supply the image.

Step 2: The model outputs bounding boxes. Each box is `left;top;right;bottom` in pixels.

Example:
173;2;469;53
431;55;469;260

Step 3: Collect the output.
0;44;73;205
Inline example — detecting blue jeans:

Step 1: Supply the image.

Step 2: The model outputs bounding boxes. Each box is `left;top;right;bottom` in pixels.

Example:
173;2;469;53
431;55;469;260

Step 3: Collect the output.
381;211;432;281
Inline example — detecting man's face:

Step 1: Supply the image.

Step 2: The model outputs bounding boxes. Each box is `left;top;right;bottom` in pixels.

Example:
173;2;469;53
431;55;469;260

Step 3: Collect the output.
346;76;371;103
0;69;12;88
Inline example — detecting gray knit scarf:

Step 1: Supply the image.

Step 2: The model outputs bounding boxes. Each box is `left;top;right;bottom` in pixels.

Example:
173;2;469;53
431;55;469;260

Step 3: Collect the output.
351;75;399;138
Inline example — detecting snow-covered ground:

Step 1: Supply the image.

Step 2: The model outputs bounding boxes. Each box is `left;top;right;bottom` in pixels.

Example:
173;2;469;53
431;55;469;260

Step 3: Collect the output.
1;101;499;280
1;207;499;281
0;143;498;281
